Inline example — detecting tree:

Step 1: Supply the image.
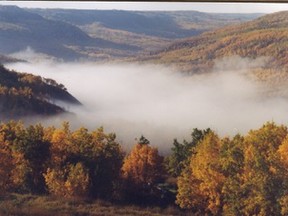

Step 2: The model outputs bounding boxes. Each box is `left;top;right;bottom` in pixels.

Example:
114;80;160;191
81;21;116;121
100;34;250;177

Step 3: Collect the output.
122;138;163;186
241;122;287;216
50;122;71;167
65;163;90;197
138;135;150;145
13;124;50;193
166;128;211;177
220;135;245;215
43;167;66;197
176;131;225;215
88;127;124;199
46;125;124;200
44;163;89;198
122;137;164;203
277;134;288;215
0;133;14;193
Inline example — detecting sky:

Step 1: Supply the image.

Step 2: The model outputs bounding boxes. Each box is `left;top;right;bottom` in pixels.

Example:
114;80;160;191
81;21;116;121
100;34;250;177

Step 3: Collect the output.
1;1;288;13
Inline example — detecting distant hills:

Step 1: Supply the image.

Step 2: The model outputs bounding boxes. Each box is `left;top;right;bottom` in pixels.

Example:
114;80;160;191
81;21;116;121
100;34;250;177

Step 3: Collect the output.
143;11;288;74
0;6;139;61
0;5;261;61
0;64;80;118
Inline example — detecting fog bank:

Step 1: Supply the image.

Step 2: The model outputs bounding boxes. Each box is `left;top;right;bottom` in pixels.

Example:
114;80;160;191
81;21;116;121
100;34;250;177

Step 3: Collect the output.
5;60;288;152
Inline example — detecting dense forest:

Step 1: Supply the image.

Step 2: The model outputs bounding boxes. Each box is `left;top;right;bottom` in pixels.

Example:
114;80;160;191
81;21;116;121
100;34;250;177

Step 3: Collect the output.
1;121;288;215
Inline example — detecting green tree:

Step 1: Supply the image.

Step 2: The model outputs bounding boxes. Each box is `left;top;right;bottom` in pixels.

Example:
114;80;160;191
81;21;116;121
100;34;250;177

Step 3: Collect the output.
89;128;124;199
166;128;211;177
14;124;50;193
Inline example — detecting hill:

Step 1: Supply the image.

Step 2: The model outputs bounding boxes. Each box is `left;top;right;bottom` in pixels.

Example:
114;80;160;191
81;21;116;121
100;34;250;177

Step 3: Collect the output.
143;11;288;74
0;6;139;61
31;9;261;55
0;64;80;118
0;6;261;61
31;9;260;39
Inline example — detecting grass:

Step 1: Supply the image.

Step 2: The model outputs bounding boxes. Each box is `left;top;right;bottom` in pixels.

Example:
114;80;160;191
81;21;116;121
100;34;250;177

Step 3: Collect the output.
0;193;185;216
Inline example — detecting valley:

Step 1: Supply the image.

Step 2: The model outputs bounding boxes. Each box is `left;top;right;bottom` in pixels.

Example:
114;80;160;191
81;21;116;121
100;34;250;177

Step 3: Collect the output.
0;5;261;61
1;3;288;215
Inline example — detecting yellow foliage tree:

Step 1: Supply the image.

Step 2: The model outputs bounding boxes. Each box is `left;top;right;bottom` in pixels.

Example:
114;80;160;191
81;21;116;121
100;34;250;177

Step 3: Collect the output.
122;141;163;186
65;163;90;198
176;131;225;214
50;122;71;166
43;168;67;197
241;122;288;216
44;163;89;198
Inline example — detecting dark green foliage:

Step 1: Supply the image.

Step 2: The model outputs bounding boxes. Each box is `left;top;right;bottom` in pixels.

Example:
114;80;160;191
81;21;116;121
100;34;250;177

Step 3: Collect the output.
138;135;150;145
166;128;211;177
13;124;50;194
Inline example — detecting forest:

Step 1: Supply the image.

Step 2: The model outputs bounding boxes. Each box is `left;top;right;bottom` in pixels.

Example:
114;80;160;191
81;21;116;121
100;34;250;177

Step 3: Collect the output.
1;120;288;215
0;64;80;118
1;4;288;216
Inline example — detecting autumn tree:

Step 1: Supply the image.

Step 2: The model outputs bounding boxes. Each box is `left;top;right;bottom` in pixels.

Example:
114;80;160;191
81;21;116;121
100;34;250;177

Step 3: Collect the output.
277;132;288;215
220;135;245;215
240;122;287;215
45;125;124;199
122;137;163;186
176;131;225;215
49;121;71;167
121;136;164;203
0;133;14;193
44;162;89;198
0;121;27;191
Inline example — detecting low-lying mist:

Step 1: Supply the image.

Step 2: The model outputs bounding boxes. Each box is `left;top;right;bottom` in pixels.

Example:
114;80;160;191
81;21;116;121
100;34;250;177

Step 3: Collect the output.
5;58;288;152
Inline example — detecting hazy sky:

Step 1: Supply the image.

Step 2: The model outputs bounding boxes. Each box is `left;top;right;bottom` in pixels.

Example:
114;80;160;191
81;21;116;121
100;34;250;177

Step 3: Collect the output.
1;1;288;13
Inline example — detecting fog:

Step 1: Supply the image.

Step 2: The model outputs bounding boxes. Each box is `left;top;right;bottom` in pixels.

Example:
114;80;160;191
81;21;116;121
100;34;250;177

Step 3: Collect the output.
5;57;288;152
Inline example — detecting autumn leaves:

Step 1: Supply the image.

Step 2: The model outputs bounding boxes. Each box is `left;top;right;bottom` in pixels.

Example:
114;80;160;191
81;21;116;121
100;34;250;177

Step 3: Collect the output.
1;121;288;215
0;121;163;203
175;123;288;215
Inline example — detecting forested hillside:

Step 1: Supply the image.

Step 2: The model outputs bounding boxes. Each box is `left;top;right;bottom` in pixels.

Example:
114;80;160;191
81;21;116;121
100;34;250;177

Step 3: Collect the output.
0;65;80;118
0;5;260;61
145;11;288;73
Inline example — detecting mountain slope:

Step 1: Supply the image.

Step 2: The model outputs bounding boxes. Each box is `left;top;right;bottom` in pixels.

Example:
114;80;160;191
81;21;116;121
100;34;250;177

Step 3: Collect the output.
143;11;288;73
30;9;261;54
31;9;261;39
0;64;80;118
0;6;139;61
